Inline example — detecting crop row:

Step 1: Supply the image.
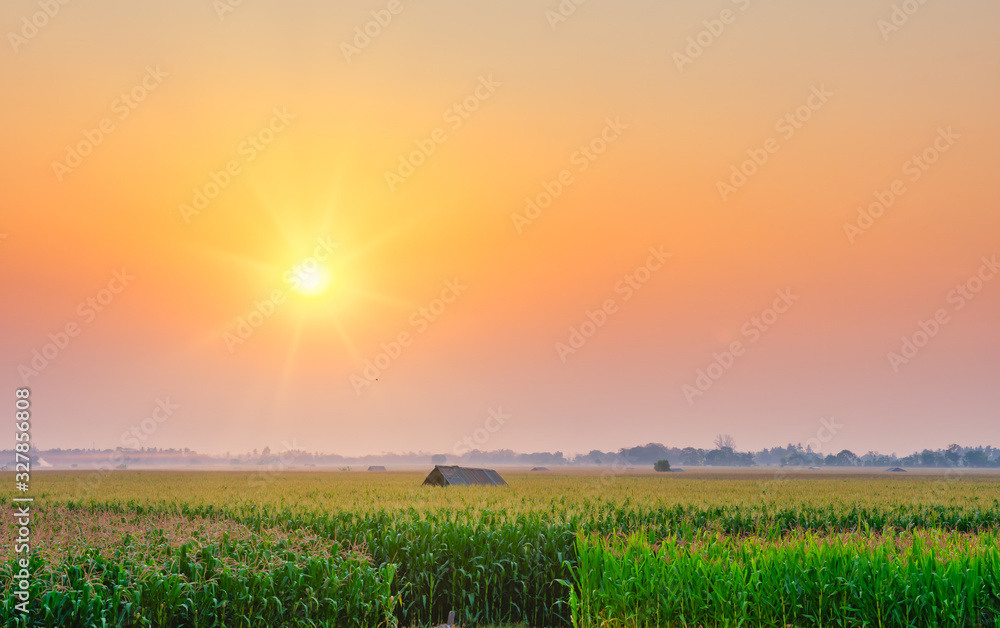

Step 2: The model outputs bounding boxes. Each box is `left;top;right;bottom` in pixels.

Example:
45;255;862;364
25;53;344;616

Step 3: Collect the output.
569;531;1000;627
2;537;396;628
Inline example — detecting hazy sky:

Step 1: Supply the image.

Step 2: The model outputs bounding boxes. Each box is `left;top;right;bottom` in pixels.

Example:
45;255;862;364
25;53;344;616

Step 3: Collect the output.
2;0;998;457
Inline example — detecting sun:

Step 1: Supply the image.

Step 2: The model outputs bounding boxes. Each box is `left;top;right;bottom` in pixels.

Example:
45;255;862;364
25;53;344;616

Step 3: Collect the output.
289;262;330;295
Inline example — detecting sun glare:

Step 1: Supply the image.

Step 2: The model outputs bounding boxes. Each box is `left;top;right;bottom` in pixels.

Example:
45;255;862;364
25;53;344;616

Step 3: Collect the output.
290;263;329;295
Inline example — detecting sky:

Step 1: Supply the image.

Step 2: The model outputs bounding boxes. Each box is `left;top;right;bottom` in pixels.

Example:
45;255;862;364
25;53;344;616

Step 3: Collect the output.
1;0;998;458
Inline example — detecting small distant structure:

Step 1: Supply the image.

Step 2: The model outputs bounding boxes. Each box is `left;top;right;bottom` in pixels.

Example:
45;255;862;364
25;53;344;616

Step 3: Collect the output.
886;467;907;473
368;465;386;472
809;466;822;470
531;467;549;472
422;465;507;487
670;468;685;472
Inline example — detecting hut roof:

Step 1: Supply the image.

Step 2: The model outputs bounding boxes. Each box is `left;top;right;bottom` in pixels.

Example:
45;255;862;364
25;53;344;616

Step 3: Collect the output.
422;465;507;487
368;465;386;471
531;467;549;471
886;467;907;472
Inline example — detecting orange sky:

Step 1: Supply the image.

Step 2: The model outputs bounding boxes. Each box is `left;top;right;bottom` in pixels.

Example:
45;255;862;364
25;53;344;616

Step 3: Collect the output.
2;0;998;457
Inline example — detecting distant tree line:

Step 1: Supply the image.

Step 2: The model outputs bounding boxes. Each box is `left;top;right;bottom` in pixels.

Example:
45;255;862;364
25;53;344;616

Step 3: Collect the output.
7;438;1000;469
577;437;1000;469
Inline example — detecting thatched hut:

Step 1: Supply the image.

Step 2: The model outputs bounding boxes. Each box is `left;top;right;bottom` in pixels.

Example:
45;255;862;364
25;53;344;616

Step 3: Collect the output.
422;465;507;487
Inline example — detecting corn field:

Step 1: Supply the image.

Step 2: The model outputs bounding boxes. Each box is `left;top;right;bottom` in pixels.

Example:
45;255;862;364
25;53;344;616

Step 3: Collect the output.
2;470;999;627
569;531;1000;627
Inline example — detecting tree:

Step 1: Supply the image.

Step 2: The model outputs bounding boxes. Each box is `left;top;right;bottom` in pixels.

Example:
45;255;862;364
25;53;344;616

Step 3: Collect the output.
654;459;671;472
431;454;447;465
680;447;705;466
782;452;808;467
705;447;754;466
714;434;736;450
620;443;670;465
964;449;989;467
944;443;962;466
919;449;944;467
836;449;858;466
578;450;607;465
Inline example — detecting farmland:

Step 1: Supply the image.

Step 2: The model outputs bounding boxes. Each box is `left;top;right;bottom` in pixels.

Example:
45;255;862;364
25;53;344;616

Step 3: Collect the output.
2;468;1000;626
